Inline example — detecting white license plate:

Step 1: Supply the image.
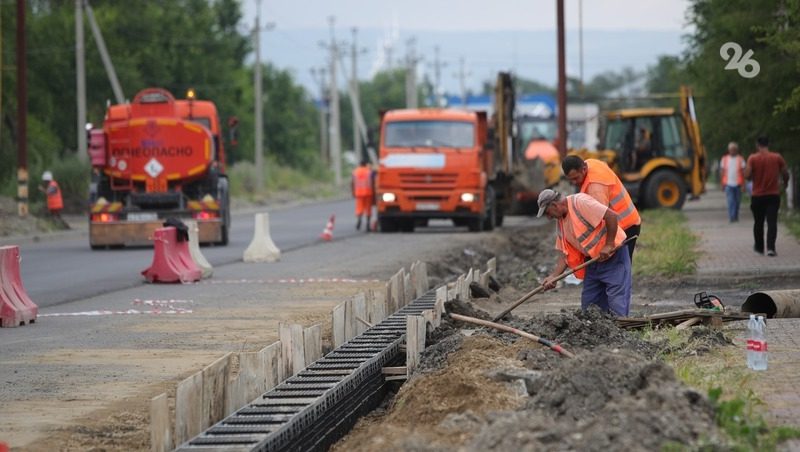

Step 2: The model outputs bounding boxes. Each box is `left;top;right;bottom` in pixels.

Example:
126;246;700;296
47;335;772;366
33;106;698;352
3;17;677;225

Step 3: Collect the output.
416;202;440;211
127;212;158;221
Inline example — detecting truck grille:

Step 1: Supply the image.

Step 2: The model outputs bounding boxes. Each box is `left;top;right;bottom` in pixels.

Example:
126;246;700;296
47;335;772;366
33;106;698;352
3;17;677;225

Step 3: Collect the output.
398;173;458;189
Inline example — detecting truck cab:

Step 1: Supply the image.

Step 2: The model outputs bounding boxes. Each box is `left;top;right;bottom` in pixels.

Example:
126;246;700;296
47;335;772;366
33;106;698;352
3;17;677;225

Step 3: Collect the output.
376;108;497;232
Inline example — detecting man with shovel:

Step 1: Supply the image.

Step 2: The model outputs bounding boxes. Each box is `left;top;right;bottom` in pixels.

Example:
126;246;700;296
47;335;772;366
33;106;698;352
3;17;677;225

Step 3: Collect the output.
538;189;632;316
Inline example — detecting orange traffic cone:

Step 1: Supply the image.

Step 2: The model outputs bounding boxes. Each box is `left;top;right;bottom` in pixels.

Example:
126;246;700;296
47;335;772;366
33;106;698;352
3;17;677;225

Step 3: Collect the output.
320;214;335;241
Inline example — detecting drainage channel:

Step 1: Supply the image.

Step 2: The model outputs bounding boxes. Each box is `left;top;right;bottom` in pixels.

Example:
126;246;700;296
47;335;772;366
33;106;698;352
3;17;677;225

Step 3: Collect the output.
176;291;437;452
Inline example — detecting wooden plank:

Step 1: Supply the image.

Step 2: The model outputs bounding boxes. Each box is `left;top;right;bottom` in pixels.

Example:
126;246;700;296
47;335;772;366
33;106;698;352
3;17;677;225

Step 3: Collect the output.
202;353;231;429
385;282;395;317
304;324;322;366
150;392;171;452
332;303;346;348
290;324;306;376
279;323;294;380
368;290;386;324
175;371;203;445
675;317;702;330
487;257;497;274
225;351;266;416
382;366;408;375
461;275;470;301
406;315;426;376
262;342;282;389
434;286;447;327
473;268;480;283
417;261;429;295
385;375;408;382
404;272;414;305
466;269;474;286
390;272;402;311
344;298;355;341
480;270;490;287
409;261;418;299
353;293;368;336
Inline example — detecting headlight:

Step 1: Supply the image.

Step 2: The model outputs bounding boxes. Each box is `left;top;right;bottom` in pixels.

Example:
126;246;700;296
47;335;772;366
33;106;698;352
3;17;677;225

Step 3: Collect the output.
382;192;397;202
460;193;476;203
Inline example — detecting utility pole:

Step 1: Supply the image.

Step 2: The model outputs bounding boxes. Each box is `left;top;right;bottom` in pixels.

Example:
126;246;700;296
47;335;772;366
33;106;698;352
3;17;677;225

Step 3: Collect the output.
310;67;329;166
454;57;470;107
556;0;567;157
75;0;87;162
404;38;419;109
578;0;584;99
320;16;342;186
253;0;263;192
84;0;124;104
384;42;394;70
430;46;447;107
350;28;367;163
16;0;27;217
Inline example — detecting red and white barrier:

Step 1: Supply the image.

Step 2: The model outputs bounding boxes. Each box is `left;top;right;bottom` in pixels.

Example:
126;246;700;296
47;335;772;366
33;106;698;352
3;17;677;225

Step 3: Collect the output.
0;245;38;327
141;227;202;283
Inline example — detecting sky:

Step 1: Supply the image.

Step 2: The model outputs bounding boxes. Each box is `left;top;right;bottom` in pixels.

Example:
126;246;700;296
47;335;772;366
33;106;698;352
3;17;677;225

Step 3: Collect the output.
240;0;693;96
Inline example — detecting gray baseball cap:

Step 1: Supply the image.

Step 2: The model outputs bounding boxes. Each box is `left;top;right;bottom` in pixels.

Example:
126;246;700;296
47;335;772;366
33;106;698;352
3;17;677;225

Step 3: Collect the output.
537;189;560;217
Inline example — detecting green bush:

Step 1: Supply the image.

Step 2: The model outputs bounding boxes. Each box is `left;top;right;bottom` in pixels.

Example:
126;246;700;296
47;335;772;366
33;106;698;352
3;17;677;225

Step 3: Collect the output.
228;157;336;202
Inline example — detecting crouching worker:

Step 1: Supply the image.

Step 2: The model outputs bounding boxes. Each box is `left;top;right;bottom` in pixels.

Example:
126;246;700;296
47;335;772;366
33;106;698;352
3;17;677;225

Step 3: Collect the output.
537;189;631;316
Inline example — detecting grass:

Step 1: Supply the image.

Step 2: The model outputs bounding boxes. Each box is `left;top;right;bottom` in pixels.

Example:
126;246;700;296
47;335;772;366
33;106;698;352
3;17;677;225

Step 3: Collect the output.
228;159;340;203
781;208;800;243
639;327;800;450
634;209;699;277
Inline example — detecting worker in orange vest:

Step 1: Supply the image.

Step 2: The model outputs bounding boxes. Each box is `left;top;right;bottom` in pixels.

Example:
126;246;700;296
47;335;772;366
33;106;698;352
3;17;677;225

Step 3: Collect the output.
538;189;631;316
562;155;641;262
720;142;746;223
40;170;69;229
351;160;375;232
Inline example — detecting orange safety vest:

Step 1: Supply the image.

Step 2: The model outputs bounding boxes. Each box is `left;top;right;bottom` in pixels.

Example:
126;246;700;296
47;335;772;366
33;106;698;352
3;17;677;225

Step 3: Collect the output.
352;166;373;197
557;194;627;279
720;154;745;186
580;159;641;230
46;180;64;211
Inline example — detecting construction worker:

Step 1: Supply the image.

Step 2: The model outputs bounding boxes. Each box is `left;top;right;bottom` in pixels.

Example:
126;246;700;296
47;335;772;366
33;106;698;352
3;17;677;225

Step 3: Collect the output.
39;171;69;229
351;160;374;232
562;155;641;261
538;189;631;316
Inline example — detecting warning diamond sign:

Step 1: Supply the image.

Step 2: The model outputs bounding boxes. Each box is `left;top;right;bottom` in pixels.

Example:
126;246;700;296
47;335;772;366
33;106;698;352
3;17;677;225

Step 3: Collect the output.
144;158;164;178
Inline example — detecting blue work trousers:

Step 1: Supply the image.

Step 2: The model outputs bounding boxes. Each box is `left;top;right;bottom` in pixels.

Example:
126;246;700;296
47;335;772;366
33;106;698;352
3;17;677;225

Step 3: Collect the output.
581;248;632;317
725;185;742;222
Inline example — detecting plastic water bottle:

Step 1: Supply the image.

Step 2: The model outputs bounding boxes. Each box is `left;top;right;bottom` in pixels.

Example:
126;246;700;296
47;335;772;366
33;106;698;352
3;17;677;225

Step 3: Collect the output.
746;314;756;369
752;316;768;371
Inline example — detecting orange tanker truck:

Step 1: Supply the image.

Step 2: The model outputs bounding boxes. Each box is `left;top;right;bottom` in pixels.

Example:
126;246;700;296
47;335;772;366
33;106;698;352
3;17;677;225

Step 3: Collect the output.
375;73;517;232
86;88;232;249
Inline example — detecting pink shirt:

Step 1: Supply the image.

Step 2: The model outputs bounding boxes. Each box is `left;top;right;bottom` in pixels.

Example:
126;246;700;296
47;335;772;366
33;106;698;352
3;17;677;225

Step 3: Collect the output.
555;193;610;257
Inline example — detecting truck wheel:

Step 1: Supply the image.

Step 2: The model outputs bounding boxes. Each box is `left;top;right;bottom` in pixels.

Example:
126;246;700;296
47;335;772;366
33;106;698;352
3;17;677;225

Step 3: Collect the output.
644;169;686;209
482;186;496;231
400;219;415;233
217;177;230;245
379;218;398;233
467;216;484;232
496;208;505;227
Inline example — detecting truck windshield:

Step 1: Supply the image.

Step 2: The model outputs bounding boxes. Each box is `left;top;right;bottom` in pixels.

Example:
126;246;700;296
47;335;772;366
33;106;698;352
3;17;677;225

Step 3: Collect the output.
384;121;474;148
519;118;557;144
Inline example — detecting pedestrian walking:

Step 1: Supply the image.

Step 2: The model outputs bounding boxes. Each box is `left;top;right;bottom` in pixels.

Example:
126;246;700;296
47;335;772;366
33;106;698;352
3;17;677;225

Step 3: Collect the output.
744;136;790;256
562;155;641;262
720;142;746;222
39;171;70;229
537;189;632;316
351;160;375;232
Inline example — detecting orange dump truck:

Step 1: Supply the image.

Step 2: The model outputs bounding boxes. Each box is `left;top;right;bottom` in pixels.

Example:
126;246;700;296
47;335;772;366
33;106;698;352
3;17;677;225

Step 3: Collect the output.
87;88;231;248
376;73;516;232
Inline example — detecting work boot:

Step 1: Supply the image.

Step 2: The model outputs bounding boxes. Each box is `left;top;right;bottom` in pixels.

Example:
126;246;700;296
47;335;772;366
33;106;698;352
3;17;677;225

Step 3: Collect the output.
365;217;371;232
356;217;362;231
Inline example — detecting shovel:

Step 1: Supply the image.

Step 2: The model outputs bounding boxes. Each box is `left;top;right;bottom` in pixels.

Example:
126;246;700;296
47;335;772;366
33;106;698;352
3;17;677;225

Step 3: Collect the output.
492;235;637;322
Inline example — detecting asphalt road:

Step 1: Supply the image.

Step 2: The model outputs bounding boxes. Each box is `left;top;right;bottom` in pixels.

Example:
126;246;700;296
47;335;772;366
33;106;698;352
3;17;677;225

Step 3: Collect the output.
15;199;363;308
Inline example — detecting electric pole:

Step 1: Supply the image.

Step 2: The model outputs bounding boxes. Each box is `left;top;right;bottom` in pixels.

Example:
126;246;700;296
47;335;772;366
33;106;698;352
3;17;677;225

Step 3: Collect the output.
454;57;470;107
16;0;27;217
310;67;329;166
254;0;263;192
76;0;87;162
404;38;420;108
556;0;567;157
430;46;447;107
320;16;342;186
84;0;124;104
350;28;367;163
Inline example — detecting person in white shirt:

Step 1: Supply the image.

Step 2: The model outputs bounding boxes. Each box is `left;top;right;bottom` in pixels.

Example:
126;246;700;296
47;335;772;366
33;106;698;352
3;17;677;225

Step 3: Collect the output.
720;142;746;222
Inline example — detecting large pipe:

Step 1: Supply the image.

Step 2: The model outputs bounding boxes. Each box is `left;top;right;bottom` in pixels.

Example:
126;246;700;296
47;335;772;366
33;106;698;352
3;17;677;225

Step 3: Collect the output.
742;290;800;318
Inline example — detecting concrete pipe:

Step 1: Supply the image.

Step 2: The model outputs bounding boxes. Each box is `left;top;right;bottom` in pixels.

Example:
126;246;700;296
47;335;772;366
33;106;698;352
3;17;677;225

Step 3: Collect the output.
742;290;800;318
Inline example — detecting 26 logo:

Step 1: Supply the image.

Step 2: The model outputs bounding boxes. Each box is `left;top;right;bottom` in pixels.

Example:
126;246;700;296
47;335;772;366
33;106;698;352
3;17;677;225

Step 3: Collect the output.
720;42;760;78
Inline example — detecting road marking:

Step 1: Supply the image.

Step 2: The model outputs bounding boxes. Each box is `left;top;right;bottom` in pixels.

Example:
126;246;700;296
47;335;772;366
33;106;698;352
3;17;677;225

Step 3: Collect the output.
198;278;382;285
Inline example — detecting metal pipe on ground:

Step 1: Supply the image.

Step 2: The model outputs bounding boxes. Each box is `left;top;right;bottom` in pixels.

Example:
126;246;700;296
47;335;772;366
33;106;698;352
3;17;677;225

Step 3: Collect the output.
741;290;800;318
